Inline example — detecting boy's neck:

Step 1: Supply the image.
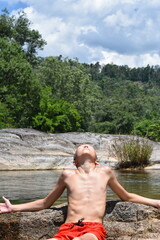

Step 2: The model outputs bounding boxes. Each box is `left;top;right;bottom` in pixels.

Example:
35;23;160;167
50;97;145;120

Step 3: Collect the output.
77;161;96;174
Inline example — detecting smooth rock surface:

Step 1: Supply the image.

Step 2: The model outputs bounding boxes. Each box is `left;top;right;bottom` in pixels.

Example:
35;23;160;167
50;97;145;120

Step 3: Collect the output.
0;201;160;240
0;128;160;170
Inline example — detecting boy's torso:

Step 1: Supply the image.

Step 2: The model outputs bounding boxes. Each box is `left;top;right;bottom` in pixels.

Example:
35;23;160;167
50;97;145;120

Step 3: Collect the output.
63;166;110;223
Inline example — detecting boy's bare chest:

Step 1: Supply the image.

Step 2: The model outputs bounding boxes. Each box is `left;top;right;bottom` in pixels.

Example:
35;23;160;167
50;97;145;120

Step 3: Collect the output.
65;173;107;195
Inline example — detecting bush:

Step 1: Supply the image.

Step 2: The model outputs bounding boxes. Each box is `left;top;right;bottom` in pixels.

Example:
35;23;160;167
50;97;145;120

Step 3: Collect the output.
132;120;160;142
112;136;153;169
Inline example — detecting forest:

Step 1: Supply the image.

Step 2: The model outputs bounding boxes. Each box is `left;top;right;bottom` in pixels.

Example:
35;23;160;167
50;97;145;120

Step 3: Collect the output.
0;9;160;141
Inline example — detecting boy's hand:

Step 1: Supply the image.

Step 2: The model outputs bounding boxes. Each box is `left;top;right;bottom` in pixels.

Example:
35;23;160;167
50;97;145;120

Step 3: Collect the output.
154;200;160;208
0;196;13;213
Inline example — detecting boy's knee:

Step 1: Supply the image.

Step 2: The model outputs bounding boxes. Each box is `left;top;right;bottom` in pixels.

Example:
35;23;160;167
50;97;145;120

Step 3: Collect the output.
46;238;58;240
73;233;98;240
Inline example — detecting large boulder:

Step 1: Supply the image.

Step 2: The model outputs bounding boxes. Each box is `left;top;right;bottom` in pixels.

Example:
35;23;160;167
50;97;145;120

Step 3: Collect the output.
0;201;160;240
0;128;160;170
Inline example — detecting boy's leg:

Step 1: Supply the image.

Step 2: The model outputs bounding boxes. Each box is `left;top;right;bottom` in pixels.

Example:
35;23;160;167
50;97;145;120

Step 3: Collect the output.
47;232;99;240
73;233;98;240
46;238;59;240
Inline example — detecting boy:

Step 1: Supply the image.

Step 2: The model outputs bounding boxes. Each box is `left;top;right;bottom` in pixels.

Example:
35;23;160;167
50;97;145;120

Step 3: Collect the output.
0;144;160;240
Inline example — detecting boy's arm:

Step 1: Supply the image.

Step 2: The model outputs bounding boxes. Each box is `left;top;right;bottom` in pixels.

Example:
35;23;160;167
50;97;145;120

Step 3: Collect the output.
0;172;66;213
107;168;160;208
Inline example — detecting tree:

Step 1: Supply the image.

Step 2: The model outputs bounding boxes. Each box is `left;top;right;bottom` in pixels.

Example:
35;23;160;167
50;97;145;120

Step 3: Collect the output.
82;62;101;81
0;8;46;65
32;87;82;132
0;101;12;128
36;56;102;130
133;120;160;142
0;38;41;127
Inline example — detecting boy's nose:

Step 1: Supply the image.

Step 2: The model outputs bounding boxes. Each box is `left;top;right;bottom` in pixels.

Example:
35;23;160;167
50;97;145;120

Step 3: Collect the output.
84;145;89;148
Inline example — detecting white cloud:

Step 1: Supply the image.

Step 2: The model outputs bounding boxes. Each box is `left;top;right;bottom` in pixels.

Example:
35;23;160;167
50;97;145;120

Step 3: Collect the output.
104;10;136;28
148;0;160;7
101;51;160;68
6;0;160;67
22;6;82;57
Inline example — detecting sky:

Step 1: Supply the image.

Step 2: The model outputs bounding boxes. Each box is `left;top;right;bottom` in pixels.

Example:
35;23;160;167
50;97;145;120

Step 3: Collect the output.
1;0;160;68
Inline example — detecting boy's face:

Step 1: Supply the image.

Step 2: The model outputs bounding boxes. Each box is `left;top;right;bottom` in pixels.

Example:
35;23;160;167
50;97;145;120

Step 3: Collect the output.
73;144;98;166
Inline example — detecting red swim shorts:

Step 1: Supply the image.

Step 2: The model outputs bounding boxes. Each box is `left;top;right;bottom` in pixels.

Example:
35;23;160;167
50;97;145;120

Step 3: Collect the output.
51;222;107;240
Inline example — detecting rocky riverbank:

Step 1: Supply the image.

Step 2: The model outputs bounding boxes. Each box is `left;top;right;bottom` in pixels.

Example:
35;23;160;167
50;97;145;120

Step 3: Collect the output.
0;128;160;170
0;201;160;240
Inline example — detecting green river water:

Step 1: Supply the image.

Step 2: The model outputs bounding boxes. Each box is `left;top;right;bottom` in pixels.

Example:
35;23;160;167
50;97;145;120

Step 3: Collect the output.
0;169;159;205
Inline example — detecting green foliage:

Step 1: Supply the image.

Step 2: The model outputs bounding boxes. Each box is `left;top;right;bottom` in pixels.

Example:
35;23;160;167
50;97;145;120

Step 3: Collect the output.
112;136;153;169
0;8;14;38
1;9;160;136
0;101;13;128
32;88;81;132
0;38;41;127
36;56;102;130
0;8;46;65
133;120;160;142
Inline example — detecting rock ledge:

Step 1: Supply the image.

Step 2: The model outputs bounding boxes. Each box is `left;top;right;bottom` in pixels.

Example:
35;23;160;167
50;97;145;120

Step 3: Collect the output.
0;201;160;240
1;128;160;170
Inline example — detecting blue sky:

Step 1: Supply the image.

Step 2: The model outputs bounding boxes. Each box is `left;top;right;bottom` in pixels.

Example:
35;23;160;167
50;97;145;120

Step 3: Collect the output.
0;1;28;13
1;0;160;67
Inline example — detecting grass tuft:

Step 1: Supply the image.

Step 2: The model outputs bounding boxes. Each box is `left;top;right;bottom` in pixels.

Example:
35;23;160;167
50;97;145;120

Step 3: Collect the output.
112;136;153;169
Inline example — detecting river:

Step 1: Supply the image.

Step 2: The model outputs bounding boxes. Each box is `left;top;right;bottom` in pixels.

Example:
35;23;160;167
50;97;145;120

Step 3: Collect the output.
0;169;159;205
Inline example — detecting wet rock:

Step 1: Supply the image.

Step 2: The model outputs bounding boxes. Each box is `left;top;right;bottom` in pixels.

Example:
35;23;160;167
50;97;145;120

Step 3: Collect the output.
0;201;160;240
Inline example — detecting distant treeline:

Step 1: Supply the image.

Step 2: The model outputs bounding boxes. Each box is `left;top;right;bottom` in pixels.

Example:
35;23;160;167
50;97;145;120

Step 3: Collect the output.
0;9;160;141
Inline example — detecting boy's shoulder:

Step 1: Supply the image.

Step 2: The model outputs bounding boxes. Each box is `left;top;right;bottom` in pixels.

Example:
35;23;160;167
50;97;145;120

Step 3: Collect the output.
61;169;76;177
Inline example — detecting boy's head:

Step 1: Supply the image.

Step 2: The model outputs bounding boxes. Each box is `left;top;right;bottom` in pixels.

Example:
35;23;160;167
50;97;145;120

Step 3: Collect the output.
73;144;99;167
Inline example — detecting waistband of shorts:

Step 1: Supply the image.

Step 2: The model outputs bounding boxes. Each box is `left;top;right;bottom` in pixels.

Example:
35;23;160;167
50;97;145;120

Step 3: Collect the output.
63;222;103;227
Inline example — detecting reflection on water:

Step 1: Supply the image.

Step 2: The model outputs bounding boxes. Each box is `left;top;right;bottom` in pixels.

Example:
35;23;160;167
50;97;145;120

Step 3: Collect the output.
0;170;66;205
108;170;160;200
0;170;159;205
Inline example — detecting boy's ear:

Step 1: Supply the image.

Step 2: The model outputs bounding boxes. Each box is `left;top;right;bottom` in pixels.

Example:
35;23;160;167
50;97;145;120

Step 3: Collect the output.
73;161;77;166
95;160;99;165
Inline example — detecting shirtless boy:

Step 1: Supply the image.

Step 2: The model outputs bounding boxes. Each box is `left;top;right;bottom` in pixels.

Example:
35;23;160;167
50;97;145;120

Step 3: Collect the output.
0;144;160;240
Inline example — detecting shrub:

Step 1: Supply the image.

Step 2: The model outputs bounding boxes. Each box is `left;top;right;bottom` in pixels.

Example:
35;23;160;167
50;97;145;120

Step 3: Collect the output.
132;120;160;142
112;136;153;169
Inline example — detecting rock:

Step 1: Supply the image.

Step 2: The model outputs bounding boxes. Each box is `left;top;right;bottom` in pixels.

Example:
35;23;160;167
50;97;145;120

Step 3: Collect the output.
104;201;160;239
145;164;160;170
0;129;160;170
0;201;160;240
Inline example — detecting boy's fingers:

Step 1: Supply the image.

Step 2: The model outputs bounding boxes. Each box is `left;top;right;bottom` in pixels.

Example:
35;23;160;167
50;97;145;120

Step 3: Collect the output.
2;196;7;202
2;196;10;205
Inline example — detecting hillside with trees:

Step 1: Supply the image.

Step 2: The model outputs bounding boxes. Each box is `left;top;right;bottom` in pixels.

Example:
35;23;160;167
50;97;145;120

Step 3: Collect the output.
0;9;160;141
